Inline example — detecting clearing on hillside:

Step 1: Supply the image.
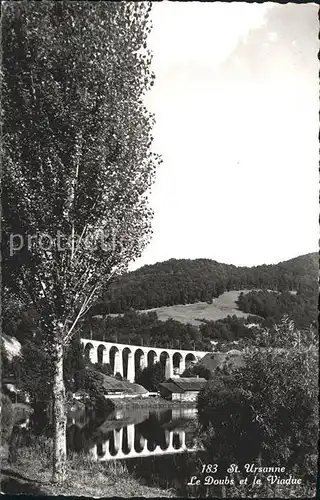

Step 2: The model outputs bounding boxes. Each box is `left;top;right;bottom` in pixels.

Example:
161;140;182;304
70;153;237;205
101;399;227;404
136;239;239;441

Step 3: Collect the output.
137;290;251;326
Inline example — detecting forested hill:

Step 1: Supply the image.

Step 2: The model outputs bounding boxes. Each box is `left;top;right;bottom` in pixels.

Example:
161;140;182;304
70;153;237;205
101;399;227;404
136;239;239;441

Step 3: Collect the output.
92;253;318;314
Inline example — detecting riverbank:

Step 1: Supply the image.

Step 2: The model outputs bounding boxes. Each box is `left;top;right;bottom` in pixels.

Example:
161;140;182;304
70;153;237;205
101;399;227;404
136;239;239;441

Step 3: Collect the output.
0;439;175;497
109;396;197;409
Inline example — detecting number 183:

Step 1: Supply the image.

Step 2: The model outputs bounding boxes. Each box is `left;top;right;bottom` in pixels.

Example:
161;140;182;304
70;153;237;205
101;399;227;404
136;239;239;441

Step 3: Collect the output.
202;464;218;473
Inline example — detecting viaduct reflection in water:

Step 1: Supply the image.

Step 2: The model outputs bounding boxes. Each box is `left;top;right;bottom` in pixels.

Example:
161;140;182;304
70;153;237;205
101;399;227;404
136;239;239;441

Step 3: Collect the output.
90;425;197;461
67;407;198;461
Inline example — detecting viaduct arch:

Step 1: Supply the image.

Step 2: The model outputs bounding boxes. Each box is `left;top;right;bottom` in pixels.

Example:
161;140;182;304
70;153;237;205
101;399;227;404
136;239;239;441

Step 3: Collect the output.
81;338;210;382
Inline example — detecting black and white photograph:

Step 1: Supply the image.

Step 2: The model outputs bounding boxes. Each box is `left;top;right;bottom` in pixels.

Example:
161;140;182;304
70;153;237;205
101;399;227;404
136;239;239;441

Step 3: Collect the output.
1;1;318;497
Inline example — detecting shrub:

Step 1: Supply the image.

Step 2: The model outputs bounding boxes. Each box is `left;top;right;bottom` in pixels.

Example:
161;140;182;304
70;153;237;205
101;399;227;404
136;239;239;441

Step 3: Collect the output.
12;402;34;425
74;367;114;414
19;435;53;468
94;362;113;376
135;362;164;391
182;364;212;380
197;318;318;496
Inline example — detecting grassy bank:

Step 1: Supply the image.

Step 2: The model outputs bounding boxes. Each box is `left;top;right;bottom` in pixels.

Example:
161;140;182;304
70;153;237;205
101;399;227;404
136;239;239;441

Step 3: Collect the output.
1;437;175;497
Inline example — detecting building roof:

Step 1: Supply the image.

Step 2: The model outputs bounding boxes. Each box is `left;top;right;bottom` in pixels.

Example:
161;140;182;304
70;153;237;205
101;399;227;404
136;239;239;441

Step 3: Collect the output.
101;375;148;395
104;388;124;393
169;377;207;391
159;382;184;393
226;349;242;355
160;377;207;393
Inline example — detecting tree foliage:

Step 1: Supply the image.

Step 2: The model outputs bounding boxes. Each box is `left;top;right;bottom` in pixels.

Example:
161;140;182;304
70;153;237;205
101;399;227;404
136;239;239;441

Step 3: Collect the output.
93;362;113;377
1;339;11;382
2;0;159;480
1;394;14;443
82;310;211;350
197;317;318;496
14;338;53;402
74;367;113;414
63;337;86;390
182;364;213;380
237;289;317;329
82;306;316;352
135;362;165;391
9;335;86;400
92;253;318;313
2;0;159;340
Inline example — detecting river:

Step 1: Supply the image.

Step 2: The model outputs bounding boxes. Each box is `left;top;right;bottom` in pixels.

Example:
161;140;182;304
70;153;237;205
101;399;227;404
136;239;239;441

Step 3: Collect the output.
29;403;203;495
67;405;198;461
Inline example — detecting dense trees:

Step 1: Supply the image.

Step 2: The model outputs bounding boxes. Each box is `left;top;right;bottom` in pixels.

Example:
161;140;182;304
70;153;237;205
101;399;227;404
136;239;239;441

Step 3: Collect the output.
135;362;165;391
63;338;86;391
1;394;14;444
83;310;212;350
1;339;11;382
182;364;213;380
81;301;317;352
237;288;318;329
4;336;86;403
196;317;318;497
2;1;158;481
199;315;259;343
74;367;114;414
14;338;53;403
92;253;317;313
2;292;36;344
92;362;113;377
81;299;317;352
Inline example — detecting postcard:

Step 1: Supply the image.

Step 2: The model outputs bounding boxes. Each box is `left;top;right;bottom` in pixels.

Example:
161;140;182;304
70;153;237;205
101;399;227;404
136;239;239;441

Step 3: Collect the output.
1;1;318;498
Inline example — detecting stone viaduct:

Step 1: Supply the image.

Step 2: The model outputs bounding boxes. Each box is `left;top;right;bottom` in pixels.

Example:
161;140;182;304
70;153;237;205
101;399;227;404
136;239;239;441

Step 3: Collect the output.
80;338;210;382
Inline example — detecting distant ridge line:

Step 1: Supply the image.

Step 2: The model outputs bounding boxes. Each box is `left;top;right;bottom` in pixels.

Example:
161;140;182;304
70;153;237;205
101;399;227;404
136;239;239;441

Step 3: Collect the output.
91;252;317;315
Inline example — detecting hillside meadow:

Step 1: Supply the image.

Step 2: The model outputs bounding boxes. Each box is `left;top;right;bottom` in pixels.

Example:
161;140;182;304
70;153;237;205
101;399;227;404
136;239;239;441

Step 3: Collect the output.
137;291;250;326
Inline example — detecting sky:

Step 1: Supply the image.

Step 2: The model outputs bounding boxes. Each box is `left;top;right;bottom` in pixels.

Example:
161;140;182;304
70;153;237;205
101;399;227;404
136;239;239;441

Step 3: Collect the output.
130;2;318;270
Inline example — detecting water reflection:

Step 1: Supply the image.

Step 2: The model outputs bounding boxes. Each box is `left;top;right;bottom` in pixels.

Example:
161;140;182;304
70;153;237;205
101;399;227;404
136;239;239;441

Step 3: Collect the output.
67;406;198;461
92;426;195;460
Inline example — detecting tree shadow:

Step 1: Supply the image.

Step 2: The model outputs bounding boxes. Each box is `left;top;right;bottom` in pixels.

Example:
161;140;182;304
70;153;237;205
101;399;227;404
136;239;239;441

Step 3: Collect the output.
1;467;42;483
1;477;47;495
0;469;48;496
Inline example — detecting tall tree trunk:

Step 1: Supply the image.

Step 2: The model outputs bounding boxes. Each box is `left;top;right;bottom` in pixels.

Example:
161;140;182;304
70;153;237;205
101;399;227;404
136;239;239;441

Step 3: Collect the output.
52;341;67;483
